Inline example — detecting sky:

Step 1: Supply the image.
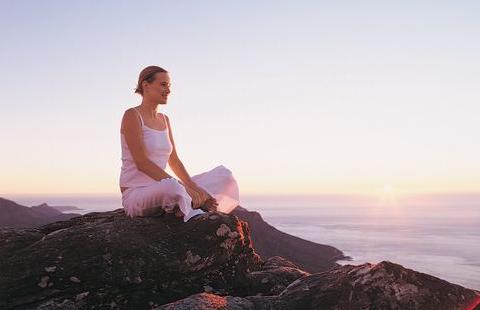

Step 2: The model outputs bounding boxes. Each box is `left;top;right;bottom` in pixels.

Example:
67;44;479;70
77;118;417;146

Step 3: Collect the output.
1;1;479;202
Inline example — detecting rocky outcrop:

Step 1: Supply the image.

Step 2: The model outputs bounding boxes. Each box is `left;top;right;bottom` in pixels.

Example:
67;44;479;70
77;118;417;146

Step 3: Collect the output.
160;261;480;310
231;206;349;272
0;196;347;273
0;209;263;309
268;260;480;310
244;256;310;296
1;207;479;310
0;197;81;228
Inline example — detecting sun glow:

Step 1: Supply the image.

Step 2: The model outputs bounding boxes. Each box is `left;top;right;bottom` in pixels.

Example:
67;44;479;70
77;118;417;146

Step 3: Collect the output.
376;183;400;206
383;184;394;195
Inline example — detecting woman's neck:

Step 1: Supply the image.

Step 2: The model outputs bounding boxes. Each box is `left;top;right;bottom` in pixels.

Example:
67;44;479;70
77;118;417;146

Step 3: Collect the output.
139;100;159;119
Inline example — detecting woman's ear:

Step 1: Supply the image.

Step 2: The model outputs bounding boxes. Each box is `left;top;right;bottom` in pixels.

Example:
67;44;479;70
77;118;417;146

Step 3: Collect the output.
142;80;149;93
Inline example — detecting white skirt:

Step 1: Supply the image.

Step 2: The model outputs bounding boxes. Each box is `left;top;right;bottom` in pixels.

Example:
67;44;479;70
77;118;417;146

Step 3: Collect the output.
121;165;240;222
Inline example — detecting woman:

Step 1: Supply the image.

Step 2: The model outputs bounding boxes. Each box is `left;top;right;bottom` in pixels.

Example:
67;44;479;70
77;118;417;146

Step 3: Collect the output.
119;65;240;222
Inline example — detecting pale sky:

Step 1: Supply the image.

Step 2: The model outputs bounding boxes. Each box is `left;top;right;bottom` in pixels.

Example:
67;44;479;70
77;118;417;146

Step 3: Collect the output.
1;1;479;200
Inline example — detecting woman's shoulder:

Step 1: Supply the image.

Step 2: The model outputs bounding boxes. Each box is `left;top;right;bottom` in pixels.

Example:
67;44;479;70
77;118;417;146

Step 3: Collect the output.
124;106;139;115
121;107;142;130
158;112;170;121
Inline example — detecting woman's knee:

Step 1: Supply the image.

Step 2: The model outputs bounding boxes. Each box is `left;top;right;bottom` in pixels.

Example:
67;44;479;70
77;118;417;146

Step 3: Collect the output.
154;177;189;199
217;164;233;175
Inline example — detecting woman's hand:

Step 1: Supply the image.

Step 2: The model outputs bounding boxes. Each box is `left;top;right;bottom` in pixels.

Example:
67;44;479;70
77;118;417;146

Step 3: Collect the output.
177;179;202;209
193;185;218;211
182;181;218;211
196;186;218;212
178;179;218;211
184;184;204;210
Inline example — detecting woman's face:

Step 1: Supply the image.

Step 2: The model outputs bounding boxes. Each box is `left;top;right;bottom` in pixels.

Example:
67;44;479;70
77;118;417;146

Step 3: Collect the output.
143;72;171;104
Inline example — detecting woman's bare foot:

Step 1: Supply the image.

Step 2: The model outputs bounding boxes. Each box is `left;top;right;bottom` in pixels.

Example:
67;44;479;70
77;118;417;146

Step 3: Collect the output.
200;197;218;212
174;206;184;218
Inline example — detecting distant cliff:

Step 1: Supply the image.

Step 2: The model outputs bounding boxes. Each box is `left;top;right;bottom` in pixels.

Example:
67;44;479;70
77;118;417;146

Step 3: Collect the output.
232;206;349;273
1;207;479;309
0;197;81;228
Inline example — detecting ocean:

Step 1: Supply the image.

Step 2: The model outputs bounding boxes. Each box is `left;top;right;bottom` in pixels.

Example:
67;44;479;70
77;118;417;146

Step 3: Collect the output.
6;193;480;291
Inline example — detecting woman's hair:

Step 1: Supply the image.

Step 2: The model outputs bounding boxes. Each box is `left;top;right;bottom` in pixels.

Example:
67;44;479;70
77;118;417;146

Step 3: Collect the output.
134;65;168;96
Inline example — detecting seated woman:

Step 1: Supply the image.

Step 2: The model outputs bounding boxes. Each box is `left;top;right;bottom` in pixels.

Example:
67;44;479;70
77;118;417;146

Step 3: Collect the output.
119;65;240;222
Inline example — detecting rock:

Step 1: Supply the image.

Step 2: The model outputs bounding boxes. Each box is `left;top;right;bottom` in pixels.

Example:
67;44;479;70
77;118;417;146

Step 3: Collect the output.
216;223;232;237
203;285;213;293
153;260;480;310
266;260;480;310
37;276;49;288
245;256;310;295
155;292;255;310
1;206;479;310
44;266;56;273
0;209;262;309
75;291;89;301
69;276;81;283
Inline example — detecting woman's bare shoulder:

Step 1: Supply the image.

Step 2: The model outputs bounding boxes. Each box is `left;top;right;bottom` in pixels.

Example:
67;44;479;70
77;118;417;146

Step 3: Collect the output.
121;108;141;133
159;112;170;124
125;107;139;115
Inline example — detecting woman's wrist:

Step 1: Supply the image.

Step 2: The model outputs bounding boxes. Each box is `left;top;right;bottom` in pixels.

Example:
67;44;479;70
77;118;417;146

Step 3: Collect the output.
183;179;197;188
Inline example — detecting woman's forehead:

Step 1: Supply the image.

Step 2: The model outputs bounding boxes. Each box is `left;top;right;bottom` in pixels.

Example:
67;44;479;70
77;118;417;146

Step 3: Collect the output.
156;72;170;82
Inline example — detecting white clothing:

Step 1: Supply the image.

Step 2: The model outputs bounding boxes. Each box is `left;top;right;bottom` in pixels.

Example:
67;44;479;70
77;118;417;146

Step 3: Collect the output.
119;108;173;187
119;108;240;222
122;164;240;222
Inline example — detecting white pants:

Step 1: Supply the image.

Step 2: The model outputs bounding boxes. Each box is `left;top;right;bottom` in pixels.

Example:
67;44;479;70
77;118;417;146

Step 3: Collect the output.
121;165;240;222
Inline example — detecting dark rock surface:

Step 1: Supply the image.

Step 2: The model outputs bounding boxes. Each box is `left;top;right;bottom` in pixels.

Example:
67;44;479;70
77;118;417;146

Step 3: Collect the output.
269;260;480;310
156;292;255;310
0;197;81;228
160;261;480;310
245;256;310;296
0;209;263;309
1;206;479;310
231;206;349;273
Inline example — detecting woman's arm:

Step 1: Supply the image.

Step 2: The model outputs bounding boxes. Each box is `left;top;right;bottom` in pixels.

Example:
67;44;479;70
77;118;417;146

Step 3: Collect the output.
164;114;197;187
165;114;216;209
164;114;218;210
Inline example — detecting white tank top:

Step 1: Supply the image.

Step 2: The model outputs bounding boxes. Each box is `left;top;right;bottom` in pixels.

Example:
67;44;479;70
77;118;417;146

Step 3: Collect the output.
119;107;173;187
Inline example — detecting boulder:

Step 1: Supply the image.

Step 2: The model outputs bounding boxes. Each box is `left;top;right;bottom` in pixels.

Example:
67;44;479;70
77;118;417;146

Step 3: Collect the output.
0;209;262;309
